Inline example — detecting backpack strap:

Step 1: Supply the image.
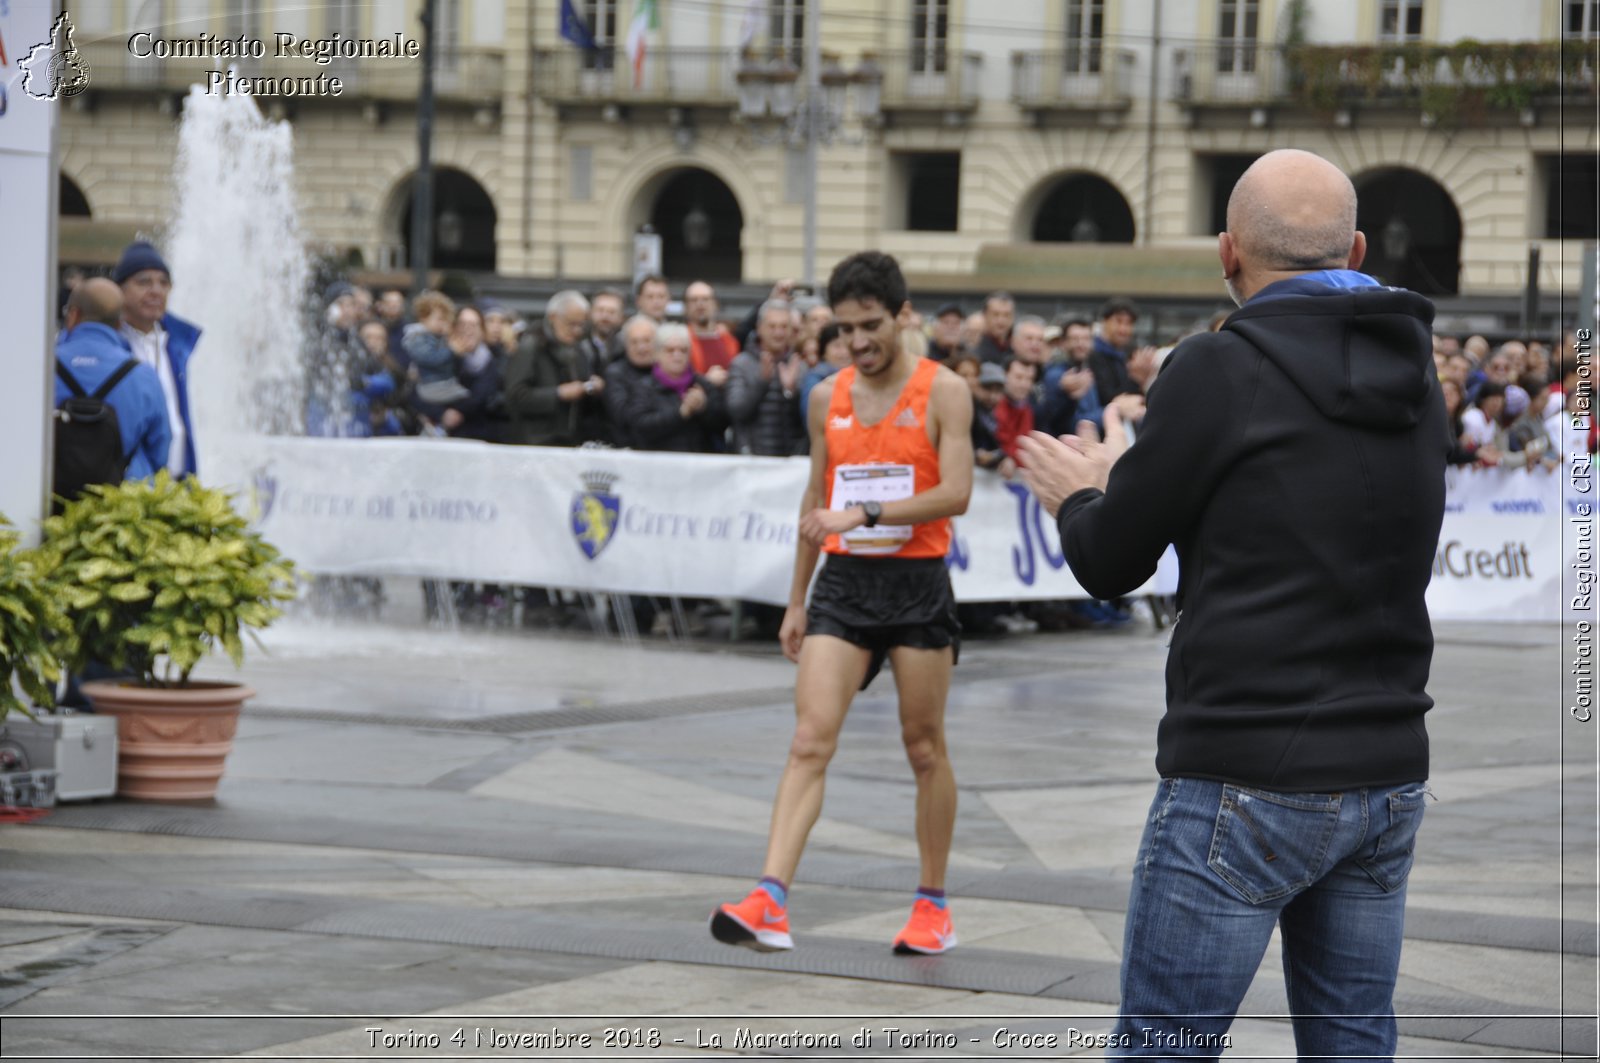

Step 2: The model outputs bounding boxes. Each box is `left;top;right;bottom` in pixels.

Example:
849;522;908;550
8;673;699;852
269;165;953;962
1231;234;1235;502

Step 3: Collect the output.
91;359;141;401
55;360;88;398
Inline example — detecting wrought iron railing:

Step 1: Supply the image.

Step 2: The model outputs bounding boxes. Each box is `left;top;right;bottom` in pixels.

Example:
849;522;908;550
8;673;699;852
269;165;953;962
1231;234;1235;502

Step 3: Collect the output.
1010;48;1137;107
1172;40;1596;113
875;50;983;110
532;47;741;106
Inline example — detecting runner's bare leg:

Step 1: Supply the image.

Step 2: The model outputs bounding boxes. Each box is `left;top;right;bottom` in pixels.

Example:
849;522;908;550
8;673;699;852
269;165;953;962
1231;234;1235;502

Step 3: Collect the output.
761;634;872;885
888;644;956;890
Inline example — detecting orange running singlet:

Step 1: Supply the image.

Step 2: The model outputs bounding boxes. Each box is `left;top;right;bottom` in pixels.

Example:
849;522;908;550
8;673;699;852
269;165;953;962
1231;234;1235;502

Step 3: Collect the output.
822;358;949;558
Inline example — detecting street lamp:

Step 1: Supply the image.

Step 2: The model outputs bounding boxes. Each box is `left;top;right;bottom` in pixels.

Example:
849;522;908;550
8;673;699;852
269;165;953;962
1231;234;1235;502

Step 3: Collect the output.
736;0;882;286
411;0;438;295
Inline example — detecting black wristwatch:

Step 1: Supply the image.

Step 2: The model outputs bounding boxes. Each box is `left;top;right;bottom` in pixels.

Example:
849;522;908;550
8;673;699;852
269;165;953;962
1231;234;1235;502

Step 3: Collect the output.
861;501;882;528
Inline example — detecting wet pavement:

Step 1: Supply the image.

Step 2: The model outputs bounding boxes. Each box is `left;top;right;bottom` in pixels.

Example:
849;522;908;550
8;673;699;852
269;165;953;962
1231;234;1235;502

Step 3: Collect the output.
0;609;1592;1060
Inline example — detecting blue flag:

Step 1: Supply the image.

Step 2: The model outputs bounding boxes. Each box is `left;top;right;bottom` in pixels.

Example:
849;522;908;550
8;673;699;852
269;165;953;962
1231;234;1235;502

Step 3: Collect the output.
560;0;597;49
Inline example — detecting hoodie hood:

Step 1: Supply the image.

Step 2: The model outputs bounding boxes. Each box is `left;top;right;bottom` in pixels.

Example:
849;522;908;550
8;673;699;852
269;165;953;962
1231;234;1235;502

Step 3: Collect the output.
1223;285;1436;430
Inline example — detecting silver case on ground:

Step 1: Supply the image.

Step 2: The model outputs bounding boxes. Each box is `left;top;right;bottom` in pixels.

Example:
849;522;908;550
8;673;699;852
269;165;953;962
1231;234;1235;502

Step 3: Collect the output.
4;715;118;801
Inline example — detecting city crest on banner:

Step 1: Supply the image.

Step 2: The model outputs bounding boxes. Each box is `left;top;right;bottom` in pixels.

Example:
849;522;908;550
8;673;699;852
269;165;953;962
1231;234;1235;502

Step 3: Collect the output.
247;464;280;527
571;470;621;560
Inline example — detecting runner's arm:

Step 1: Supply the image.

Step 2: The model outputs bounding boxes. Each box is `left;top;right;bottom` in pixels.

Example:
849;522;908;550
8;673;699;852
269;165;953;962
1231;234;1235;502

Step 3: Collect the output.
787;375;835;608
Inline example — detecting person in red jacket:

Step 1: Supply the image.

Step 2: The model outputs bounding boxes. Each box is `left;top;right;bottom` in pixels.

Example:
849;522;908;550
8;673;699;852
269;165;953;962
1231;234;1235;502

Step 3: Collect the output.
683;280;740;379
994;356;1036;462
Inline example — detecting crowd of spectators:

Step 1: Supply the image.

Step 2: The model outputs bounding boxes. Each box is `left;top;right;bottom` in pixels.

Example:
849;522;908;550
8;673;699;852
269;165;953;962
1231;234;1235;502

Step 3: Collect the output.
294;273;1593;478
63;244;1589;637
1435;332;1578;470
292;272;1590;632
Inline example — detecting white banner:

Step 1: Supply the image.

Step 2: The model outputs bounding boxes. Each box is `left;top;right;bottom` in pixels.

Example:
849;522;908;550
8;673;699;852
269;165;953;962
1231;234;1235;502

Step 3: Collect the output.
240;437;1174;604
1443;464;1567;517
238;438;1586;617
1431;462;1591;622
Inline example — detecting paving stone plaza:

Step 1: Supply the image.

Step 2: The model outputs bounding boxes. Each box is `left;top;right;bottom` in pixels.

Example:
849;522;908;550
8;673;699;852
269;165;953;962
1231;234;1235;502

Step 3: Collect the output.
0;614;1592;1059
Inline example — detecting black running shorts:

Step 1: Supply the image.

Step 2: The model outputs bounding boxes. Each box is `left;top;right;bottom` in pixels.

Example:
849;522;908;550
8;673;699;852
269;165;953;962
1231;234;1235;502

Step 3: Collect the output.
805;554;960;689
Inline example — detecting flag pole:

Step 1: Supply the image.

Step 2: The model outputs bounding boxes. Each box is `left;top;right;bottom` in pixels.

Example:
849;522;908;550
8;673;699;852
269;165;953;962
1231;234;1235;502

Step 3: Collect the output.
801;0;820;288
411;0;438;296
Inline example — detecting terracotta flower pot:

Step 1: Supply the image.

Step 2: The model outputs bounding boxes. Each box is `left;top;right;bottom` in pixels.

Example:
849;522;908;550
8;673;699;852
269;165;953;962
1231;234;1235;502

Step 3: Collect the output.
80;680;254;802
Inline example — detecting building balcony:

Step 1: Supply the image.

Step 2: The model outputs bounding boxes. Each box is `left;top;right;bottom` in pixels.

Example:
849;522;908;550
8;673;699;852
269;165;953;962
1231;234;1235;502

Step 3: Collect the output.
1011;48;1136;119
1173;40;1595;125
75;41;504;104
875;51;983;115
532;48;741;110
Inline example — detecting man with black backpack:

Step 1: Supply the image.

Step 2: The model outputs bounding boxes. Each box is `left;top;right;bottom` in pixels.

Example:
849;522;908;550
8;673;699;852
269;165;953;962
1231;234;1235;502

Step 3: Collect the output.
53;278;171;506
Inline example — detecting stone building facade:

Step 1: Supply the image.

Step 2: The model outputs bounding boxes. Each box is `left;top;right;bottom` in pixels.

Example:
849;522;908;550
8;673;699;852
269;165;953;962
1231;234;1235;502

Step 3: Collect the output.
57;0;1599;302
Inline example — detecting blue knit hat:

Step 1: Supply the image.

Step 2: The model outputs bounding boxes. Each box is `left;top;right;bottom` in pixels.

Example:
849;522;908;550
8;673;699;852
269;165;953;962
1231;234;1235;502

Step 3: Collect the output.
113;241;170;285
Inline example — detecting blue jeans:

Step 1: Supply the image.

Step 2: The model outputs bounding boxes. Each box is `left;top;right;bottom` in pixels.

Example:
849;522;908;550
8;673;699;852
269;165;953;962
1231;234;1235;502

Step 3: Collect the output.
1111;777;1428;1061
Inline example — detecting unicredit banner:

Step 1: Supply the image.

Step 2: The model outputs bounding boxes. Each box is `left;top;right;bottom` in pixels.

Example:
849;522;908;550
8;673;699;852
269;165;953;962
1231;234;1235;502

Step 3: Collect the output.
238;438;1581;617
1431;465;1586;622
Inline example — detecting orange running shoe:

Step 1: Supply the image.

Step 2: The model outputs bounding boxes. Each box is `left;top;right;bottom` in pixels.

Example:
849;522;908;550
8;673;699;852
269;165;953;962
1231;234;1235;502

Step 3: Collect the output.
710;888;794;952
892;898;958;955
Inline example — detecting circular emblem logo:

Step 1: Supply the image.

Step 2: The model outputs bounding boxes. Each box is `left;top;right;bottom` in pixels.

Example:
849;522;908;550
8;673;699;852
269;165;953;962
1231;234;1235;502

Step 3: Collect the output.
50;52;91;99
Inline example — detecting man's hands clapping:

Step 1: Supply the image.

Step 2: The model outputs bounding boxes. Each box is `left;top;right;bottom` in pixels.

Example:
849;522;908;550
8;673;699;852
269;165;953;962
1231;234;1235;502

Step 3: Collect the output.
1017;403;1131;518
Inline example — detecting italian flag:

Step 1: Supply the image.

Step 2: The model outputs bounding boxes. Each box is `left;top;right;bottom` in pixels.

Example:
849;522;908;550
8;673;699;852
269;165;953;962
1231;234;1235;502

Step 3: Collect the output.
626;0;658;89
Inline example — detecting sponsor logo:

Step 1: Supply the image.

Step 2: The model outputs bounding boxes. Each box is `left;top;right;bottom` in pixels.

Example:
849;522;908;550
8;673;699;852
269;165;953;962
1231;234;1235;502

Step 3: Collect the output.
1490;499;1545;515
761;910;786;925
571;470;621;560
1004;481;1065;585
248;465;279;525
892;408;920;428
18;13;90;102
830;415;853;429
1432;539;1535;580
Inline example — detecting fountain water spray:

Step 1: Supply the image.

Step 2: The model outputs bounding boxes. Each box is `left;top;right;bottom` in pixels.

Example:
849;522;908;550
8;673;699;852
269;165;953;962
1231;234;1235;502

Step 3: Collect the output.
166;82;310;495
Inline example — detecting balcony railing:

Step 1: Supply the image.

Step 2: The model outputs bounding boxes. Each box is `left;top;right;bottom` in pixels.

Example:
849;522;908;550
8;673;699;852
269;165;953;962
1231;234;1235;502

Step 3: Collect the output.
1173;40;1596;114
533;48;741;107
1011;48;1136;109
876;51;983;111
77;40;504;102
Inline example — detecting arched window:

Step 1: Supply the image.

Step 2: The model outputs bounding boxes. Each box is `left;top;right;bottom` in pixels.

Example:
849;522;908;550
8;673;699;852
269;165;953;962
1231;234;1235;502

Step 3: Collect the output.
1354;168;1461;295
60;173;91;217
647;169;744;282
398;167;498;272
1028;173;1135;243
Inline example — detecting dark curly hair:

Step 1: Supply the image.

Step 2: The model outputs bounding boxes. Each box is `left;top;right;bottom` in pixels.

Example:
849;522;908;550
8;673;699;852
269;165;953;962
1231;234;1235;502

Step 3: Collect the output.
826;251;908;315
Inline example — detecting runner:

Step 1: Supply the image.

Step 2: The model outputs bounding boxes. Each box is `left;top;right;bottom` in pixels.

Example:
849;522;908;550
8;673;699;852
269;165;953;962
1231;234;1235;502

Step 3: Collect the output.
709;252;974;955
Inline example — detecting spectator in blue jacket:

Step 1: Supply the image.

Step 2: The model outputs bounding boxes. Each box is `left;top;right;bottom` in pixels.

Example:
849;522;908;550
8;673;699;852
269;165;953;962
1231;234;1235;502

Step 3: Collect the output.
1039;317;1103;436
56;279;172;482
797;322;850;424
114;241;201;477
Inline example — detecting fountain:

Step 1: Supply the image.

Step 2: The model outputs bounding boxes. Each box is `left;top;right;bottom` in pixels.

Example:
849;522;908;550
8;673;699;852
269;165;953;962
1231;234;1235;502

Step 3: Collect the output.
156;84;624;637
166;83;309;495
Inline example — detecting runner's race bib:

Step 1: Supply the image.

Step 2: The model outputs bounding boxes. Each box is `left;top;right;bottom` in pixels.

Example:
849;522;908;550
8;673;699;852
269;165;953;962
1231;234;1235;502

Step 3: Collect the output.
832;463;914;555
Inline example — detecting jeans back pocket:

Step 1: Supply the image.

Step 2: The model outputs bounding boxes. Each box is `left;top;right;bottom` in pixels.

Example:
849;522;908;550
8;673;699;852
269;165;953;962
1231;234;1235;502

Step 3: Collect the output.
1208;785;1342;905
1357;784;1428;893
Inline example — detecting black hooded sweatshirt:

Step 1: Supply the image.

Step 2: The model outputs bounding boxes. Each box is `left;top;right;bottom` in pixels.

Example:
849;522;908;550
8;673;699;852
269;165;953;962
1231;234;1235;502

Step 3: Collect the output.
1057;282;1448;791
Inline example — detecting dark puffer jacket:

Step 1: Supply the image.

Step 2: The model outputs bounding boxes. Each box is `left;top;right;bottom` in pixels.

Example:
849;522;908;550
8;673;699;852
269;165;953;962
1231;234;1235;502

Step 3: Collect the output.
726;350;805;456
627;372;729;453
502;322;583;446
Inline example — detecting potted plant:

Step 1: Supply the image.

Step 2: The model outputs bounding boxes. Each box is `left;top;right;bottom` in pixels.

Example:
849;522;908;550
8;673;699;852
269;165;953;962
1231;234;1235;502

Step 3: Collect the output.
35;473;296;801
0;519;72;724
